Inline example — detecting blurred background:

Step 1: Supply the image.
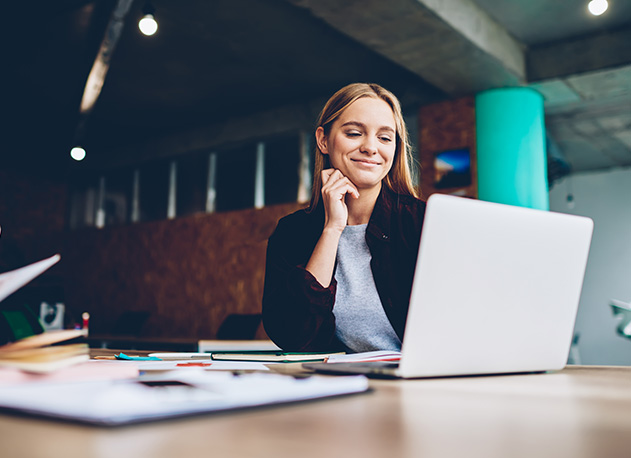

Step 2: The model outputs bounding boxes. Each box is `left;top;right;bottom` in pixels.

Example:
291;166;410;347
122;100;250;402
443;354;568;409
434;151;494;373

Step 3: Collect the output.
1;0;630;362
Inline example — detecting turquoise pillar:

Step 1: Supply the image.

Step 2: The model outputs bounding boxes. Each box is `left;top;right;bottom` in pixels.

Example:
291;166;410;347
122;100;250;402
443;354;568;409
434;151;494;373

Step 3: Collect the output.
475;88;549;210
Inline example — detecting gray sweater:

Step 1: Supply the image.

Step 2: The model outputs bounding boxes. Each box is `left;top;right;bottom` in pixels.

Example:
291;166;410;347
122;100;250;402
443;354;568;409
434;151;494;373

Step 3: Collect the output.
333;224;402;353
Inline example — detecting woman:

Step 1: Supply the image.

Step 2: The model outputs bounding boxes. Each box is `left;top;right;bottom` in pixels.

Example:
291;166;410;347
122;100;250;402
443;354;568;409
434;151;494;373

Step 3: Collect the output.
262;83;426;352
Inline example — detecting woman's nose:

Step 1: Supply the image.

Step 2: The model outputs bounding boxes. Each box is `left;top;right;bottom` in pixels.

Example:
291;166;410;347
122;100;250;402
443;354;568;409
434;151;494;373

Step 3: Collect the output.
360;137;378;154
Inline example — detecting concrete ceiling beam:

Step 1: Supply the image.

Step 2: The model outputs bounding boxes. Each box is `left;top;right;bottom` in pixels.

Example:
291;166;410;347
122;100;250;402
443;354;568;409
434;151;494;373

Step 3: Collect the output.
285;0;526;95
528;27;631;81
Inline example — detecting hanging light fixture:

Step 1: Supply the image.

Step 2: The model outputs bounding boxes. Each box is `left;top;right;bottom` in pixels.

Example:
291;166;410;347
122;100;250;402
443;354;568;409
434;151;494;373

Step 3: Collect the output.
139;3;158;36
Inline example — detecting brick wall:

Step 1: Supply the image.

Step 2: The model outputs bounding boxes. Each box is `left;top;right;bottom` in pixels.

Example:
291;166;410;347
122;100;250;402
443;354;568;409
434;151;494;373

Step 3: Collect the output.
418;97;477;199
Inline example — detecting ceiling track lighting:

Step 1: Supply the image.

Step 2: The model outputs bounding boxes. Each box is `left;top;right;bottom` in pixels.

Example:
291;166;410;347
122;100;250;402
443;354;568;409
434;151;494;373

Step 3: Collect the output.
139;2;158;36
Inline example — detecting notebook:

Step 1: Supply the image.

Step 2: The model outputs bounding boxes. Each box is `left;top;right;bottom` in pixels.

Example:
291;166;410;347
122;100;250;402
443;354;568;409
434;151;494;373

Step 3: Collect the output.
304;194;594;378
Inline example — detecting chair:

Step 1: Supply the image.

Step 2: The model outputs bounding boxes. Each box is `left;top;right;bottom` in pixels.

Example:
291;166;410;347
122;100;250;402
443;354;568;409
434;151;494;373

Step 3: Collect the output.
216;314;262;340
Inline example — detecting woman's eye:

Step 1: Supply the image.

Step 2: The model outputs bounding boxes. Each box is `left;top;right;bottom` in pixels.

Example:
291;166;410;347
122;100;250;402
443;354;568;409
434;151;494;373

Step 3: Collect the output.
346;131;361;137
380;136;392;142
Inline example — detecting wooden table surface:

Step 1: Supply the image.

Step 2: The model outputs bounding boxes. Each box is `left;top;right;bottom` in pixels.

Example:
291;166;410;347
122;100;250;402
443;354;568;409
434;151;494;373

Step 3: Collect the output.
1;365;631;458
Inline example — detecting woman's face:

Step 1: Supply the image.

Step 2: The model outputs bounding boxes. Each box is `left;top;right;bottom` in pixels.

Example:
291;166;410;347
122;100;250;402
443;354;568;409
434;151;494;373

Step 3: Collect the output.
317;97;397;192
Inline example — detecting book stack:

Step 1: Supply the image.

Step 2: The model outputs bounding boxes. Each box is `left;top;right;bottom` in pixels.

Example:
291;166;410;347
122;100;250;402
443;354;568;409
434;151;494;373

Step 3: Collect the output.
0;329;88;373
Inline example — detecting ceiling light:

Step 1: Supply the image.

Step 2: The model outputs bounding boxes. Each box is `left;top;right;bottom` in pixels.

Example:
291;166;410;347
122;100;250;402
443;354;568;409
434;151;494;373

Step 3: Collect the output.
139;3;158;36
70;146;86;161
139;14;158;35
588;0;608;16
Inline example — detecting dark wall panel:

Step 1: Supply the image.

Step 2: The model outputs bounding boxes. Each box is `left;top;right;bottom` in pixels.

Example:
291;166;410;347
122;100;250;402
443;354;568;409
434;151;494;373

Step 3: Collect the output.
0;171;67;270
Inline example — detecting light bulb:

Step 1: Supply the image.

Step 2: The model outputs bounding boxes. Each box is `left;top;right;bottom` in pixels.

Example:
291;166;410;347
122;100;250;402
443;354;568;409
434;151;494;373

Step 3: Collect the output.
139;14;158;36
70;146;86;161
588;0;608;16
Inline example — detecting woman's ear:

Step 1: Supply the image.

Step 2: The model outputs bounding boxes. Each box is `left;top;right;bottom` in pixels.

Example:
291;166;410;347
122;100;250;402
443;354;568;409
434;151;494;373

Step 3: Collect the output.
315;126;328;155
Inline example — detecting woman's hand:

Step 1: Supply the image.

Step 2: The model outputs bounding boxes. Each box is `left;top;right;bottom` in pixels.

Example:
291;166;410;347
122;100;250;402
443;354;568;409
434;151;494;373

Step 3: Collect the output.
305;169;359;287
321;169;360;233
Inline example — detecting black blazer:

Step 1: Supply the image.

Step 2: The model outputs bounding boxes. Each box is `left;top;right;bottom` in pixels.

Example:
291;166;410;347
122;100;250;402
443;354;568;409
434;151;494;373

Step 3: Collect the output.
262;186;426;352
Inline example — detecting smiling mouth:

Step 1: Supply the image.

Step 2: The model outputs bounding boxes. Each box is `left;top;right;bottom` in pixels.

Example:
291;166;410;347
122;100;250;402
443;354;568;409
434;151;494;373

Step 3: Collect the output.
351;158;381;165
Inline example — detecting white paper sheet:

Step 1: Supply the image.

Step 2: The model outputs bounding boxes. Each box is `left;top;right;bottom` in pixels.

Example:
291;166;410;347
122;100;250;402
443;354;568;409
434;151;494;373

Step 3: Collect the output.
0;254;60;303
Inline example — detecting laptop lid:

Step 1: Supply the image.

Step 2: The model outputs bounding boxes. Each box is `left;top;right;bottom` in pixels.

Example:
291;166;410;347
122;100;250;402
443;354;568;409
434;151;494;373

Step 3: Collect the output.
398;194;593;378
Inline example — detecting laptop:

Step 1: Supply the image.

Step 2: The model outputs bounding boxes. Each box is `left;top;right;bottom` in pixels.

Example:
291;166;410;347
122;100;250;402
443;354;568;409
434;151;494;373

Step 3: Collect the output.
304;194;594;378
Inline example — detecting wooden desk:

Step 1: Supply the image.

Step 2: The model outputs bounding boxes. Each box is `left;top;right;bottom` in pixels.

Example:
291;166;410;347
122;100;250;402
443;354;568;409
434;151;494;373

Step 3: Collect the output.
1;366;630;458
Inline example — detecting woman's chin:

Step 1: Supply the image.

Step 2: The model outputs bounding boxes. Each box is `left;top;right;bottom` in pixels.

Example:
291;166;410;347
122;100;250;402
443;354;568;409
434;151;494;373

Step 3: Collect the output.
350;178;384;193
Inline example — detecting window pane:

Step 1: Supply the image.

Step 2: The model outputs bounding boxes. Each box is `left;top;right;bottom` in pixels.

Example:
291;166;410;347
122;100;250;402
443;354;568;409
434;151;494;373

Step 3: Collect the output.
177;153;208;217
138;161;169;222
215;144;256;212
68;175;99;229
265;134;300;206
103;168;133;226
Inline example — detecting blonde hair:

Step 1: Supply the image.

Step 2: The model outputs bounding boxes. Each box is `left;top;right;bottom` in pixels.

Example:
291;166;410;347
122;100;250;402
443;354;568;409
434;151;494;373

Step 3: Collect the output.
309;83;419;210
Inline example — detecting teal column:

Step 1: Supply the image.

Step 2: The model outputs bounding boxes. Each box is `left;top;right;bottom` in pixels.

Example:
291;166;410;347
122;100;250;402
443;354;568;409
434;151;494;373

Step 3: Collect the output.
475;88;549;210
